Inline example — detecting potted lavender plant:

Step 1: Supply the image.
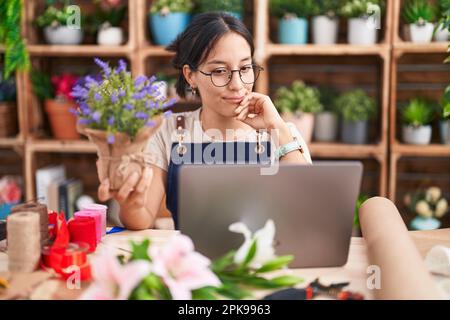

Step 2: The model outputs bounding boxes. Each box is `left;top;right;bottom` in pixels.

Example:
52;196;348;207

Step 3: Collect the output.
73;58;176;190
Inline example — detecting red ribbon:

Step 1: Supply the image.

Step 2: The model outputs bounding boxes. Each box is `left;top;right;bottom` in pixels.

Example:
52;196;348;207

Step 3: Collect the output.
68;217;97;253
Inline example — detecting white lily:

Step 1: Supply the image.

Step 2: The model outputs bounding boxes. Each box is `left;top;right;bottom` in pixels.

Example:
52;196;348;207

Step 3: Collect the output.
229;219;276;269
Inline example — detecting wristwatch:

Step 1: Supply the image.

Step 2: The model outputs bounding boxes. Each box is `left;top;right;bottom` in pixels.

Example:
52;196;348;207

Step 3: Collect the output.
275;137;304;160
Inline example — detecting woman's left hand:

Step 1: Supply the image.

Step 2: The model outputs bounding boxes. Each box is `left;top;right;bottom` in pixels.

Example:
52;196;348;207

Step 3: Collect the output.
234;92;285;131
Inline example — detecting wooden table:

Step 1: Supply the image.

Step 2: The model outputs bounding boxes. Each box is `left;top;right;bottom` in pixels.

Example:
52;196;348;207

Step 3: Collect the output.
1;228;450;300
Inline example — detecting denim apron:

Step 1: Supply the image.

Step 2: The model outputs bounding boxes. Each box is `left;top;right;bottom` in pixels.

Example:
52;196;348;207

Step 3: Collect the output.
166;115;271;229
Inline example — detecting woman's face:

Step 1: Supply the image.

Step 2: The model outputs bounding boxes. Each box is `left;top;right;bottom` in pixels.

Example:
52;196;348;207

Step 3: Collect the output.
184;32;254;118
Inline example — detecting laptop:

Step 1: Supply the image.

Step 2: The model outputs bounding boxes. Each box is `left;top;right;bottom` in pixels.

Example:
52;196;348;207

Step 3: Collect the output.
178;161;363;268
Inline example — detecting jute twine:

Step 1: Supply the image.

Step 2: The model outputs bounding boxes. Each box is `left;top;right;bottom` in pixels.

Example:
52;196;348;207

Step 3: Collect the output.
11;202;49;246
7;211;41;273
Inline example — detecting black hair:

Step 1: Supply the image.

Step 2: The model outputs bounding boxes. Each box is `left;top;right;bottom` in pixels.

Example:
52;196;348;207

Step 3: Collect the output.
166;12;254;98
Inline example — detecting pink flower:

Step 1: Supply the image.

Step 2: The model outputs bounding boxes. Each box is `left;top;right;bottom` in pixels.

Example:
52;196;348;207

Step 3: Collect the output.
80;249;152;300
149;234;221;300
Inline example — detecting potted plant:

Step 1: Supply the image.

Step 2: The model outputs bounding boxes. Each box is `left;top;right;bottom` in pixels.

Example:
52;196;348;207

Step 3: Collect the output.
335;89;377;144
402;0;437;43
73;58;176;190
401;98;435;145
405;186;448;230
149;0;194;46
435;0;450;41
0;69;18;137
0;176;22;220
31;70;80;139
270;0;315;45
439;86;450;144
311;0;342;45
36;0;84;45
314;86;339;142
91;0;127;46
340;0;384;45
275;81;323;143
196;0;244;20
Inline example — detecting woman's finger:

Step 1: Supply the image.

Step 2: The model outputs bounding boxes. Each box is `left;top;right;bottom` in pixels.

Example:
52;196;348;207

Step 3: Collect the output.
98;178;112;202
136;167;153;194
116;172;140;203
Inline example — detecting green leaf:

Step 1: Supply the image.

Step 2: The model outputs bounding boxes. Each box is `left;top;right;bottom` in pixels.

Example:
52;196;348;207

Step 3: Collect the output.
243;239;257;267
255;255;294;273
129;239;151;261
216;281;253;300
191;286;218;300
269;275;304;287
211;250;236;272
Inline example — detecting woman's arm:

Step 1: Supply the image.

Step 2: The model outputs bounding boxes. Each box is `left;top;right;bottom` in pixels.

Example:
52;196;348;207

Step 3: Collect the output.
272;121;309;164
98;164;167;230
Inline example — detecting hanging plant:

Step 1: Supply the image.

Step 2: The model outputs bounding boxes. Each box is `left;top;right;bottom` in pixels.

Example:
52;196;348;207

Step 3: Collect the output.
0;0;30;79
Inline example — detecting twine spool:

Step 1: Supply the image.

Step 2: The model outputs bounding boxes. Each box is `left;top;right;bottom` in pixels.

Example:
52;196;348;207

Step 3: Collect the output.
11;202;49;246
7;211;41;272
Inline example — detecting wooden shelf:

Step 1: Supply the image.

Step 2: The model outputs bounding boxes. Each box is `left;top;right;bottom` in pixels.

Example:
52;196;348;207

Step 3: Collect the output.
0;137;24;148
266;43;390;57
393;41;450;56
26;139;97;153
140;46;174;58
27;44;133;57
310;143;384;159
392;143;450;157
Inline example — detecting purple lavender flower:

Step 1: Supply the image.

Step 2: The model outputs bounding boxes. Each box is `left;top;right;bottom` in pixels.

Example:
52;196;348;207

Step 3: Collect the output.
163;110;173;118
133;91;147;100
148;75;157;84
134;75;147;87
108;116;115;126
123;103;133;111
94;58;111;76
107;133;115;144
71;85;89;99
95;92;102;101
118;89;126;98
134;112;149;120
162;98;178;108
69;108;78;115
84;76;98;88
92;111;101;123
145;120;156;127
78;118;92;125
115;59;127;74
79;102;91;115
111;93;118;104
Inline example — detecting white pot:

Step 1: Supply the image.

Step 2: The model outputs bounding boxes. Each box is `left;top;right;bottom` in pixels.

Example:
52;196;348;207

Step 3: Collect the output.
44;26;83;45
314;111;338;142
440;120;450;144
312;16;339;45
348;17;378;45
410;22;434;43
434;23;449;42
282;112;315;143
97;27;124;46
402;125;432;145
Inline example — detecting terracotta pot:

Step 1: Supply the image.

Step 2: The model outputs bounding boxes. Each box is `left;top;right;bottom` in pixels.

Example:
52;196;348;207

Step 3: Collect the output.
45;99;80;139
77;116;163;190
282;111;314;143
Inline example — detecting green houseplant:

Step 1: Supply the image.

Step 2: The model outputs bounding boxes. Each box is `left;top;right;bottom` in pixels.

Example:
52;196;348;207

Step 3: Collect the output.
275;80;323;143
335;89;377;144
36;0;84;45
340;0;384;45
270;0;315;44
149;0;194;46
439;88;450;144
434;0;450;41
401;98;435;145
314;86;339;142
90;0;127;46
402;0;437;43
196;0;244;20
311;0;342;44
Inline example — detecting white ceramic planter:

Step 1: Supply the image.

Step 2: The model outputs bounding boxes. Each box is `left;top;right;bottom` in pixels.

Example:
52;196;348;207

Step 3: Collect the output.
434;23;449;42
312;16;339;45
314;111;338;142
44;26;83;45
97;27;124;46
402;125;432;145
409;22;434;43
282;112;315;143
440;120;450;145
348;17;378;45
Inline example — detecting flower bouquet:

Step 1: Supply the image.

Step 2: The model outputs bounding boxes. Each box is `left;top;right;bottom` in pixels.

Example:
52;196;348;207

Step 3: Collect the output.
81;220;303;300
72;58;176;190
404;186;449;230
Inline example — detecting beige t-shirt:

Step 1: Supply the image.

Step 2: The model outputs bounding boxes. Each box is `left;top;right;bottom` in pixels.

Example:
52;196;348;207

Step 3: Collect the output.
146;107;313;170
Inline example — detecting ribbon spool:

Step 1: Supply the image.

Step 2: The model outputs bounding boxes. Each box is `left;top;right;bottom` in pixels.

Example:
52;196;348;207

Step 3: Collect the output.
74;210;102;243
41;242;91;281
80;203;107;236
7;211;41;272
68;217;97;253
48;211;58;240
11;202;49;246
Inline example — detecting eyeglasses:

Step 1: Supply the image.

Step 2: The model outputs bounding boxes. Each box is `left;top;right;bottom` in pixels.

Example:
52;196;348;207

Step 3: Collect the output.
191;64;264;87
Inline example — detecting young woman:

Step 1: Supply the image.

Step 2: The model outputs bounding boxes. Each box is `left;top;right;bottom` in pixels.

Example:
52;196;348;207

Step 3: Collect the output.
98;13;312;230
